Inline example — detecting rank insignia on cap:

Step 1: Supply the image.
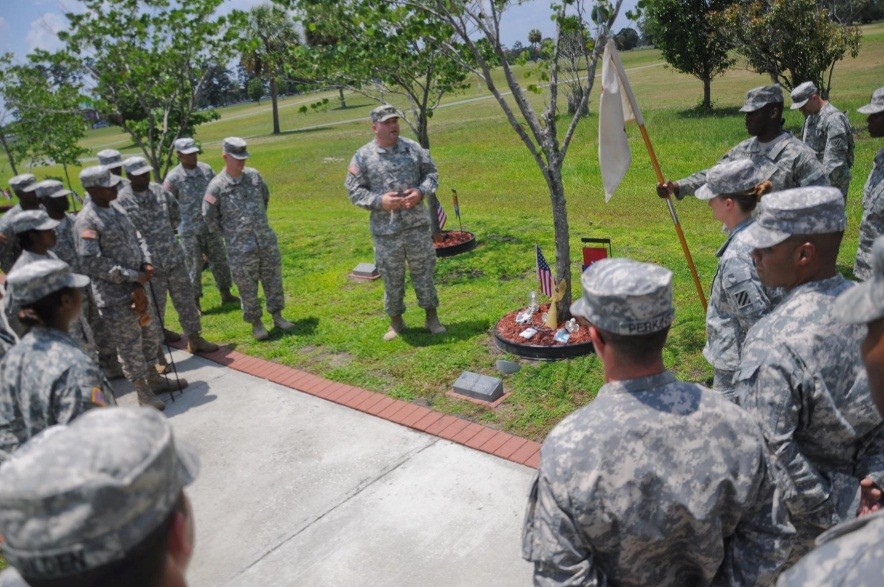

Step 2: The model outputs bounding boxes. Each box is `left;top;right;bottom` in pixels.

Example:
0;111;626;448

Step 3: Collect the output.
80;229;98;240
204;194;217;205
348;164;361;176
90;387;107;407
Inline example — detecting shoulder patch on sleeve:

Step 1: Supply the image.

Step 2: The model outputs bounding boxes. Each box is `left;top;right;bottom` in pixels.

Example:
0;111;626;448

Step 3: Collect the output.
204;193;218;205
348;164;361;176
80;229;98;240
90;386;107;407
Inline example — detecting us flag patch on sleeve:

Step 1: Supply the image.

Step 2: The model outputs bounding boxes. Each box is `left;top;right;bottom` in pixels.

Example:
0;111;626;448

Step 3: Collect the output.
204;193;218;205
91;386;107;407
80;229;98;239
348;164;361;176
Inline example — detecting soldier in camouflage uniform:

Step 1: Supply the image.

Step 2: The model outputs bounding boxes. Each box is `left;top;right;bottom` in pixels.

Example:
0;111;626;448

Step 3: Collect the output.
0;407;199;586
658;85;828;199
96;148;128;184
523;257;794;585
0;174;39;273
777;235;884;585
0;260;110;461
203;137;294;340
163;137;238;311
346;105;445;341
854;87;884;281
119;156;218;354
695;159;780;398
74;166;185;411
36;179;123;379
735;187;884;560
789;82;855;198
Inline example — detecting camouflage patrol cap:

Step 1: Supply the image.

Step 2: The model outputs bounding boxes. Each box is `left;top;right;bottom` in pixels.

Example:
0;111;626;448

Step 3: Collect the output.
222;137;250;160
33;179;72;200
834;235;884;324
11;210;59;234
790;81;817;110
6;259;89;306
123;156;152;177
739;84;784;113
858;87;884;115
570;258;674;335
96;149;123;169
173;137;200;154
696;159;764;201
370;104;401;123
8;174;36;193
79;166;121;189
0;407;199;581
743;186;845;249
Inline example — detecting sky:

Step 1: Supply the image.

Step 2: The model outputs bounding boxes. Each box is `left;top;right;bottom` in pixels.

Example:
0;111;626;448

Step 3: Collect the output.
0;0;640;63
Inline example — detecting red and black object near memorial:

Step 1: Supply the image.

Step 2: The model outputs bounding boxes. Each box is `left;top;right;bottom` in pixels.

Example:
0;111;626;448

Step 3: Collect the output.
433;188;477;257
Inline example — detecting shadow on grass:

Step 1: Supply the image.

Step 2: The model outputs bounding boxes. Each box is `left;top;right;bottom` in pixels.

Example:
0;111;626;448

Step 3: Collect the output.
397;318;491;346
199;302;242;317
267;316;320;340
676;106;742;119
279;126;334;136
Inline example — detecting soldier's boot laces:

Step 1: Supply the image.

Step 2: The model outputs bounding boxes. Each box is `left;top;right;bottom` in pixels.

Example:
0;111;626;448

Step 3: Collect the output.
252;320;270;341
187;332;219;354
220;289;240;305
383;316;406;341
272;313;295;331
135;379;166;411
424;309;446;335
148;370;188;393
163;328;182;344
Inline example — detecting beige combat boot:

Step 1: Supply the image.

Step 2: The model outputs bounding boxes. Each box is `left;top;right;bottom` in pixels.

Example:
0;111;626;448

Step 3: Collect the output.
148;370;189;393
272;313;295;331
187;332;219;354
135;378;165;411
252;320;269;341
425;309;446;335
383;315;406;341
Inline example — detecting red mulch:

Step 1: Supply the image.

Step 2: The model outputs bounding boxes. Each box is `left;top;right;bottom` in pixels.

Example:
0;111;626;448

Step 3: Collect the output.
432;230;474;248
496;304;593;347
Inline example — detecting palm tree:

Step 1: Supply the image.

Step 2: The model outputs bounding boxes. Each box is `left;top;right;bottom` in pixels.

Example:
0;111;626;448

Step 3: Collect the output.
241;4;300;135
528;28;542;54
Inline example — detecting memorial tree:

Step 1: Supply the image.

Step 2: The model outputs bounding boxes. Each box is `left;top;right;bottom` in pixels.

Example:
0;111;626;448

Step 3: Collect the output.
403;0;624;315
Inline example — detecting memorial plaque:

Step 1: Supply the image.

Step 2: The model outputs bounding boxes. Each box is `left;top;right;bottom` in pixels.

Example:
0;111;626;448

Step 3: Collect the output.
452;371;504;402
348;262;380;281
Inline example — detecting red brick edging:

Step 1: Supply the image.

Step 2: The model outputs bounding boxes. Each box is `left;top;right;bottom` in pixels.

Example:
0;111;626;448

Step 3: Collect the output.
174;344;541;469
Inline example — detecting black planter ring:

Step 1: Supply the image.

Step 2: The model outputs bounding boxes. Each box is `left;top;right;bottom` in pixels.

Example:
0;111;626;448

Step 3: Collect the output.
493;320;595;361
434;231;478;258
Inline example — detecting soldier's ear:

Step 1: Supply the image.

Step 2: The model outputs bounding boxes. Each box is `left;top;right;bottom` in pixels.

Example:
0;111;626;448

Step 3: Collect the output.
794;241;815;266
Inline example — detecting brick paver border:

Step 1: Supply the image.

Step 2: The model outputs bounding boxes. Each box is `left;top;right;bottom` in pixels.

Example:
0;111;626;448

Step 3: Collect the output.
174;344;541;469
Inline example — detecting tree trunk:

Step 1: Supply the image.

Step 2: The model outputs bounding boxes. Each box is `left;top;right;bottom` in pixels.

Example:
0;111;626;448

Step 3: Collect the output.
416;112;442;241
338;86;347;109
703;77;712;110
270;77;280;135
0;131;18;176
546;162;572;319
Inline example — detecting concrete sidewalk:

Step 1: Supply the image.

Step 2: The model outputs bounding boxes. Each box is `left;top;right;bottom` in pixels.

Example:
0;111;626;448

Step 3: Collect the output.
116;349;536;586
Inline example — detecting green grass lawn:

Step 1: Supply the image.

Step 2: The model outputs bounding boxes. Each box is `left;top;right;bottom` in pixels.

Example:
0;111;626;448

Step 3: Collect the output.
3;23;883;441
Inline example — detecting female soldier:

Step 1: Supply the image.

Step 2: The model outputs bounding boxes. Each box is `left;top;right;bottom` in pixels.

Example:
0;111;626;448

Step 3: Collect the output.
0;260;111;460
695;158;780;399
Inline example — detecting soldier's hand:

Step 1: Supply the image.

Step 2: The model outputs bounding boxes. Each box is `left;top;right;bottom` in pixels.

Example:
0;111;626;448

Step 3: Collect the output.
0;234;7;245
656;181;678;199
131;285;149;314
141;263;154;281
381;191;407;211
857;476;883;516
403;188;422;208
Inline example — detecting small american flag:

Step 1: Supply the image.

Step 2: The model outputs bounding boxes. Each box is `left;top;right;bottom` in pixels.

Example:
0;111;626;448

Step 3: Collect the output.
437;201;447;230
536;245;554;298
452;189;460;219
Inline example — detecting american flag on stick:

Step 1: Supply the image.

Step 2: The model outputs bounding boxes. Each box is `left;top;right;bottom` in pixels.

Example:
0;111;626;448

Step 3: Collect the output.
437;201;447;230
536;245;554;298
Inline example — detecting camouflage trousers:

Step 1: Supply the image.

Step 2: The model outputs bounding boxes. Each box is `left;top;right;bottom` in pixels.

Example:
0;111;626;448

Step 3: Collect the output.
830;171;851;201
712;368;737;402
97;299;160;383
230;245;285;323
80;287;119;370
373;225;438;317
854;208;883;281
149;262;201;335
181;230;233;297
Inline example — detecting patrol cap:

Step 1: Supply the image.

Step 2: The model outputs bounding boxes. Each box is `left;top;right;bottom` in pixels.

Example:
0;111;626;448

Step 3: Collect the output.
739;84;784;113
123;156;152;177
0;407;199;581
11;209;59;234
5;259;89;306
173;137;200;154
370;104;401;123
96;148;123;169
834;236;884;324
858;87;884;115
8;174;36;193
33;179;72;200
570;258;674;336
743;186;845;249
790;81;817;110
696;159;764;201
222;137;249;160
79;166;121;189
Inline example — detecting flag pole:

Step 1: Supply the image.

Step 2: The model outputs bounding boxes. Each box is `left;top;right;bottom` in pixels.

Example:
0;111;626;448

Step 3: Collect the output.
609;47;707;310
